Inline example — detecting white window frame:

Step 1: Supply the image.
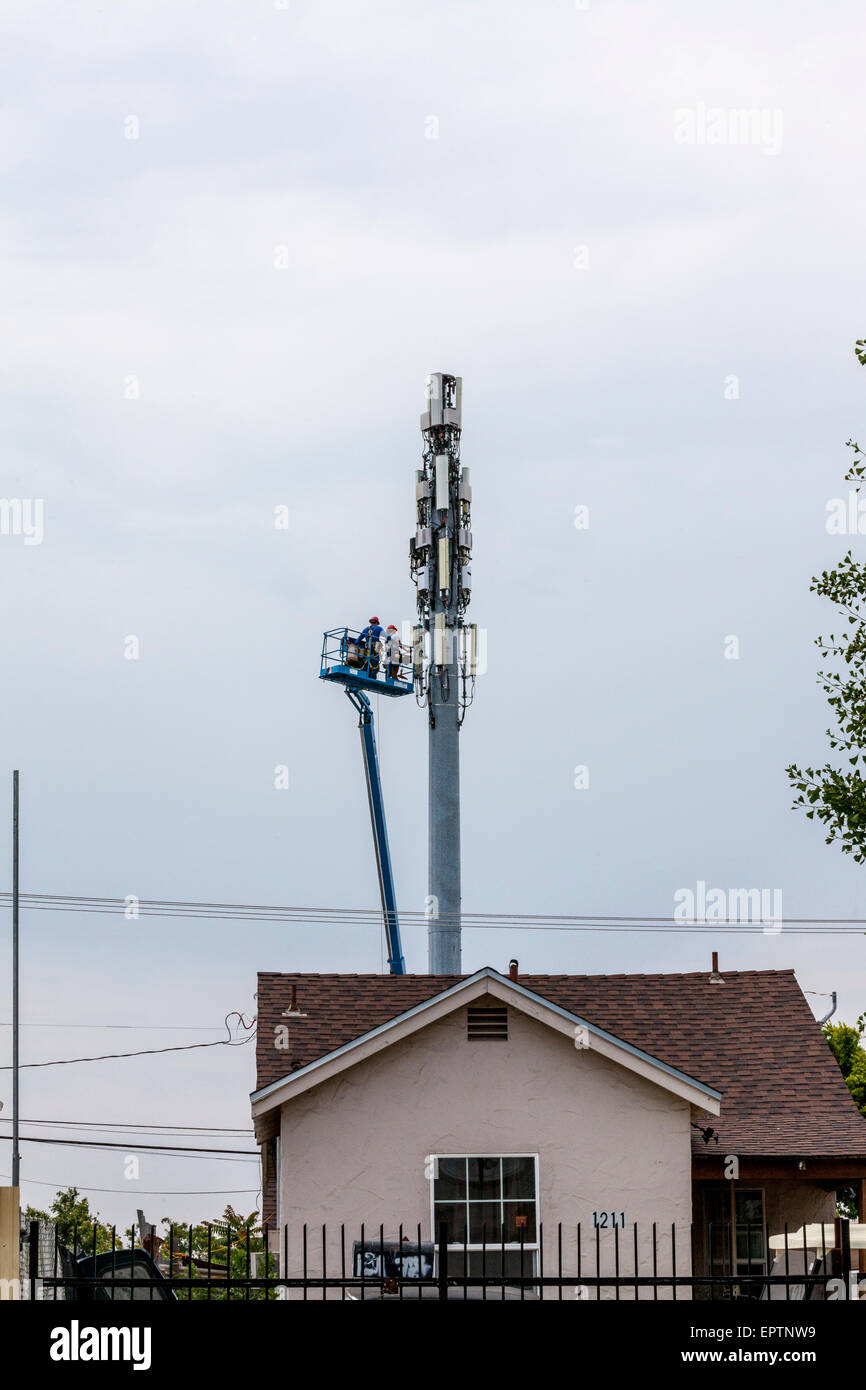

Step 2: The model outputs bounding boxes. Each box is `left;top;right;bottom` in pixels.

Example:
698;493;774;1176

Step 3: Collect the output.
428;1152;540;1258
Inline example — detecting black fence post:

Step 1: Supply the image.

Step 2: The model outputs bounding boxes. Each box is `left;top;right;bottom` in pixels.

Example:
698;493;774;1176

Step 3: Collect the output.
28;1219;39;1301
437;1220;448;1301
840;1218;852;1299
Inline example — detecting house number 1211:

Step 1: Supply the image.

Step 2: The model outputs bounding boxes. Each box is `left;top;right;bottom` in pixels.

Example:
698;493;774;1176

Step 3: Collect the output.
592;1211;627;1229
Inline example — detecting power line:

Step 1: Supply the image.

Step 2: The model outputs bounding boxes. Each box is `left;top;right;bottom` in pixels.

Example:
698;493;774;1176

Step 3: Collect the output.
0;1029;256;1071
0;1022;227;1032
15;1134;257;1156
10;1135;257;1158
3;1173;260;1195
1;889;863;932
0;888;851;921
0;1118;253;1135
6;910;861;934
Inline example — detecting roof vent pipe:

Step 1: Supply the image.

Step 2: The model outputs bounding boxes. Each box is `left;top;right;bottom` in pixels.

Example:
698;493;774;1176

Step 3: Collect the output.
709;951;724;984
508;959;519;982
281;982;307;1019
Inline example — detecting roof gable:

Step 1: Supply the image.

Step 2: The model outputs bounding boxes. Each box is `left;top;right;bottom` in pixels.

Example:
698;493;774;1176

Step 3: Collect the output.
253;966;866;1159
251;967;721;1119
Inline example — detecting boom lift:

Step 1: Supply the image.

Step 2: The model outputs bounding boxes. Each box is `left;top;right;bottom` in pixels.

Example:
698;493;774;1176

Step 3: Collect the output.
320;627;413;975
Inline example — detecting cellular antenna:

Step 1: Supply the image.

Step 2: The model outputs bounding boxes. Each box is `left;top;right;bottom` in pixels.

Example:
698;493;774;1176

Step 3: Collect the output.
410;373;477;973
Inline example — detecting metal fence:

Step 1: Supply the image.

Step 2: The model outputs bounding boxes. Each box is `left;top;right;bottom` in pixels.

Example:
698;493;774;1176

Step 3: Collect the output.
27;1217;860;1302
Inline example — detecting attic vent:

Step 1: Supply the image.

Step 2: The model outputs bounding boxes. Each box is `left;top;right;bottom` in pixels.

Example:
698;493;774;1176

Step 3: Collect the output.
467;1005;508;1041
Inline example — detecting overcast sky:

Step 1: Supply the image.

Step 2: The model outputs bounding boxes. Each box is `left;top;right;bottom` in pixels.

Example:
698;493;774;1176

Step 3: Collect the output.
2;0;866;1228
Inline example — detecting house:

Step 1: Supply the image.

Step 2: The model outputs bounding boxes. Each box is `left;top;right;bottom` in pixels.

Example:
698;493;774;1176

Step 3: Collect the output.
250;961;866;1293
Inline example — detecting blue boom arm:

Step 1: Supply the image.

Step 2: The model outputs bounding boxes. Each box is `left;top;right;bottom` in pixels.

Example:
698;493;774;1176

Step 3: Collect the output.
344;687;406;975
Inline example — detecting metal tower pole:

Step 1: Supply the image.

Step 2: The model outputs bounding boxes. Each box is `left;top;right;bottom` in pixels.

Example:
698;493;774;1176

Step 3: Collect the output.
428;550;461;974
411;374;476;974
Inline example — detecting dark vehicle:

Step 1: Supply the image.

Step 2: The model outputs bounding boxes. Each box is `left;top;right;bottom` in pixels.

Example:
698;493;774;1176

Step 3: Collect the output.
58;1245;177;1301
352;1239;434;1281
350;1239;538;1299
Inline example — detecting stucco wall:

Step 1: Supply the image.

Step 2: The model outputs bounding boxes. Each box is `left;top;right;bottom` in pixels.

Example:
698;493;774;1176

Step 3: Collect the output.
277;1003;694;1291
763;1179;835;1233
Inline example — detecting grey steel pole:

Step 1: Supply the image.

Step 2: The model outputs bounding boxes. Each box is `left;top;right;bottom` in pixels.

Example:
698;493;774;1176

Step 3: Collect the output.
428;547;461;974
11;770;19;1189
411;374;474;975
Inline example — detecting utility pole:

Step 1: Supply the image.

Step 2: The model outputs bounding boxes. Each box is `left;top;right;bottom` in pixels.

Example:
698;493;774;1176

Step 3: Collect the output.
11;771;19;1189
410;375;478;974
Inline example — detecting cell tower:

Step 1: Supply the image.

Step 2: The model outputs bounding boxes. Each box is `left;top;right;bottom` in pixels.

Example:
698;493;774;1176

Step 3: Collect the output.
409;373;478;974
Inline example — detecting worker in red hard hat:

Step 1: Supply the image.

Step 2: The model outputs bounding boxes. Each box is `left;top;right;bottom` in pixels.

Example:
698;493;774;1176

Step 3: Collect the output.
357;617;385;678
383;624;403;681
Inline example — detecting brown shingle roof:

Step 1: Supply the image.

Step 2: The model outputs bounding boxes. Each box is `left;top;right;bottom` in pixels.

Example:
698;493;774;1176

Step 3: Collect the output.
254;967;866;1159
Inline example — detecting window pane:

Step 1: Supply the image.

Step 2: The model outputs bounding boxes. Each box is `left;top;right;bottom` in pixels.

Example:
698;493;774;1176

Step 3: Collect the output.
707;1222;732;1275
501;1157;535;1200
703;1188;727;1225
467;1157;501;1200
466;1250;536;1281
736;1192;763;1226
433;1202;466;1244
736;1228;765;1263
469;1203;502;1243
503;1202;536;1243
434;1157;466;1201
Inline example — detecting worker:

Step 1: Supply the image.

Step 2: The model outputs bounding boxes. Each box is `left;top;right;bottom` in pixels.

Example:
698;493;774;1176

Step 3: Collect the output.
357;616;384;677
383;624;403;681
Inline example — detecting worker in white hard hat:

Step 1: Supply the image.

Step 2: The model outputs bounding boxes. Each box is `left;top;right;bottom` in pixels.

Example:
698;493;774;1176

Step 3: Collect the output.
383;624;403;681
